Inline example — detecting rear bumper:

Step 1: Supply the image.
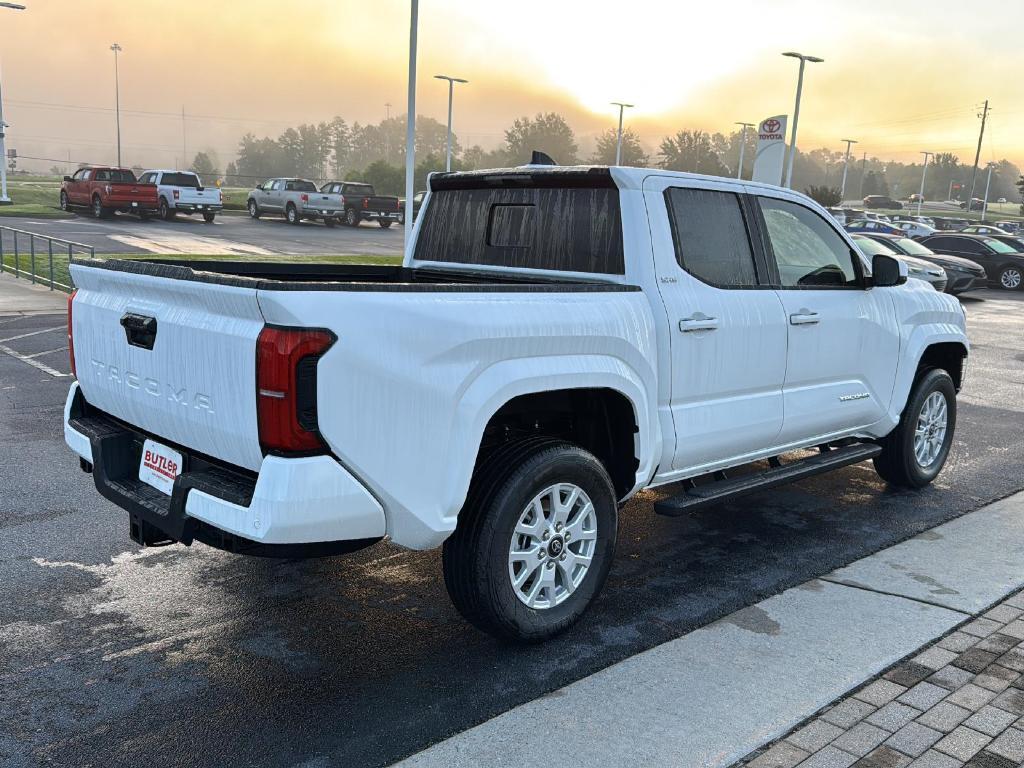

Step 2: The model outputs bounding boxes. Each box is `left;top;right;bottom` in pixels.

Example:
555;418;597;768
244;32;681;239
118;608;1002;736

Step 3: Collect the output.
173;203;223;214
302;208;344;218
362;210;400;220
63;383;385;556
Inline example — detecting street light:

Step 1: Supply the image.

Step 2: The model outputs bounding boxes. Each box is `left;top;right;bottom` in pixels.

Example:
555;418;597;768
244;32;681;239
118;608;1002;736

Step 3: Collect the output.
0;2;25;205
981;162;997;222
839;139;858;202
917;151;933;217
434;74;467;172
734;122;754;180
611;102;634;166
110;43;122;167
782;51;823;188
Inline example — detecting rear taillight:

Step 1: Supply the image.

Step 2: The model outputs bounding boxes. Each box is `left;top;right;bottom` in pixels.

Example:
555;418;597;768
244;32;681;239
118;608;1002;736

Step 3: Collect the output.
256;326;335;454
363;198;368;209
301;193;309;203
67;289;78;378
173;189;180;200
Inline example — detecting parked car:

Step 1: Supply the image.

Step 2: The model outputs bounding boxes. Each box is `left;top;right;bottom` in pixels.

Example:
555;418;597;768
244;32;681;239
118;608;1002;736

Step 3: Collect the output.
247;178;344;226
851;234;947;291
918;233;1024;290
859;233;987;295
993;220;1021;234
908;193;924;204
959;198;985;211
840;208;866;222
997;197;1007;204
864;211;892;222
320;181;401;228
845;218;903;235
59;167;158;219
932;217;968;231
892;214;936;228
960;224;1011;236
138;170;222;223
64;165;968;642
895;220;937;238
985;235;1024;252
398;191;426;225
863;194;903;210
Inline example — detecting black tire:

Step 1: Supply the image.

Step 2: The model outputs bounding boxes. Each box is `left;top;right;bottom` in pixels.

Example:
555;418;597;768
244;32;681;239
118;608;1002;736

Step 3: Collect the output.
345;208;360;227
59;191;69;212
159;198;175;221
874;368;957;488
378;220;393;229
91;195;106;219
997;265;1023;291
324;217;336;228
139;211;150;221
202;212;216;223
397;211;405;226
247;199;260;219
442;439;618;643
286;203;300;225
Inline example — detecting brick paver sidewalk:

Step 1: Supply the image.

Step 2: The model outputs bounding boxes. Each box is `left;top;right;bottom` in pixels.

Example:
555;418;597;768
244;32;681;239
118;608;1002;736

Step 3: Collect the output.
738;591;1024;768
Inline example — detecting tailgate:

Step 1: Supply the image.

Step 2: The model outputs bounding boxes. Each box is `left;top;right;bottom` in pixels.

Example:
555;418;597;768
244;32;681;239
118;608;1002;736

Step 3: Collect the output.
178;188;221;205
367;196;399;212
69;263;265;472
303;192;343;212
108;183;157;205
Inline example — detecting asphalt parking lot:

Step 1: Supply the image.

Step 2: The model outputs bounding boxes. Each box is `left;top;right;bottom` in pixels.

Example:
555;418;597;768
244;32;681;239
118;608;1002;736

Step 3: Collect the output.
0;212;404;257
1;290;1022;768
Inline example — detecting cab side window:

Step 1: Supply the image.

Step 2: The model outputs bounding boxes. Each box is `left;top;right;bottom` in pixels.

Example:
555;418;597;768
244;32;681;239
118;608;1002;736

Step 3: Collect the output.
759;197;860;288
664;187;758;287
94;170;109;182
271;180;283;191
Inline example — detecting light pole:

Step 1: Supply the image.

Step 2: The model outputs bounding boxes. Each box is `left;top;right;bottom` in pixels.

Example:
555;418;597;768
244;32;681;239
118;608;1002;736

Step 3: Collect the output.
404;0;418;257
917;151;933;217
611;102;634;166
981;162;996;221
434;74;467;173
839;138;857;202
110;43;122;167
0;2;26;205
735;122;754;179
782;51;823;188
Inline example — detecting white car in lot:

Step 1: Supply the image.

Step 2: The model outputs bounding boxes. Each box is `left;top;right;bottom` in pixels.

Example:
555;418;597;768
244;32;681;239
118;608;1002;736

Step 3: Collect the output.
896;220;938;238
138;170;223;223
64;165;968;642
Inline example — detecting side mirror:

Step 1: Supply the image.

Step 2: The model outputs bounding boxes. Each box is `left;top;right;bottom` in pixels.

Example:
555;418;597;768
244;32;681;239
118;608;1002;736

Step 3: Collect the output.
872;253;908;287
63;175;72;182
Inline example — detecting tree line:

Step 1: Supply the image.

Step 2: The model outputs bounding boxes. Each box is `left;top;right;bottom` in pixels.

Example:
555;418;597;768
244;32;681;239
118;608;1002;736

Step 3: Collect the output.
192;112;1021;205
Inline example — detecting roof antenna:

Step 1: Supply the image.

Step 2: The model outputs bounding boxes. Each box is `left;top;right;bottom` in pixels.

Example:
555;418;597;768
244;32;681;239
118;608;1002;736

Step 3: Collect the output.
529;150;557;166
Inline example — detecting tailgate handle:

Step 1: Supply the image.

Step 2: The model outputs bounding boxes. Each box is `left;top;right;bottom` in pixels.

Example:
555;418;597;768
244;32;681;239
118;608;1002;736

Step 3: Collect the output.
120;313;158;350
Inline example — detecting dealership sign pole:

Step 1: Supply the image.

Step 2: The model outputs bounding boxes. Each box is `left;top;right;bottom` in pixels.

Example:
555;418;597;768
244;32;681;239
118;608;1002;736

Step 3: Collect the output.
404;0;418;258
751;115;788;186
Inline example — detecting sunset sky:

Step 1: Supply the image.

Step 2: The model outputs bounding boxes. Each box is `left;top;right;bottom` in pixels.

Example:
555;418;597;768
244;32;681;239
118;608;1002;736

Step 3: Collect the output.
2;0;1022;172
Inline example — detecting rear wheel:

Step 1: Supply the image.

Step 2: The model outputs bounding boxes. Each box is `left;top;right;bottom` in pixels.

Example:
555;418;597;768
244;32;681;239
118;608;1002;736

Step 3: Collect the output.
247;199;260;219
202;211;216;223
442;439;617;643
379;220;393;229
998;265;1023;290
286;203;300;225
345;208;360;227
874;368;956;488
159;198;175;221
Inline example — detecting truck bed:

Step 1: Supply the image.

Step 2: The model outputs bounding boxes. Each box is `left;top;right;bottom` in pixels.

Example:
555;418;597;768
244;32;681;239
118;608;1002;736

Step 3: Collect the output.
77;258;640;293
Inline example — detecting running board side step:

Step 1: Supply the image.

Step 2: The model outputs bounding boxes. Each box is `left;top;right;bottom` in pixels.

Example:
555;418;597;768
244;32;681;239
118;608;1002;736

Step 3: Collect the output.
654;443;882;517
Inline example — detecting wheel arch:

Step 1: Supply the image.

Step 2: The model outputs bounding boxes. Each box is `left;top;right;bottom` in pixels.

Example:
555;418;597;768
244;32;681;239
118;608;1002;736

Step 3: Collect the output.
885;329;968;428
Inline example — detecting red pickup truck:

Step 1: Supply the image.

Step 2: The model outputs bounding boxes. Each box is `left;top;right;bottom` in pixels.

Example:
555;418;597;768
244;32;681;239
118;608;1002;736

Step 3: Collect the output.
60;167;159;219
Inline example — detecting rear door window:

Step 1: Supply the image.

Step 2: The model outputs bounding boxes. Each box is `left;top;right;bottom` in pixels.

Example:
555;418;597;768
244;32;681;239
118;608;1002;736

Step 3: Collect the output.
414;184;624;274
664;187;758;287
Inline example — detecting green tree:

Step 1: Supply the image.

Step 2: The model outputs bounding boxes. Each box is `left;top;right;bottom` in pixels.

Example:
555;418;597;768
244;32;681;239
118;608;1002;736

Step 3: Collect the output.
353;160;404;196
504;113;578;166
591;127;647;167
658;130;729;176
190;151;216;178
862;170;889;196
804;185;841;207
462;144;507;170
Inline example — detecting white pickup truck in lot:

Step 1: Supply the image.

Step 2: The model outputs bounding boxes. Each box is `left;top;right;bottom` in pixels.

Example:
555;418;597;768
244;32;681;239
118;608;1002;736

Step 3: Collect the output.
138;170;223;223
64;165;968;642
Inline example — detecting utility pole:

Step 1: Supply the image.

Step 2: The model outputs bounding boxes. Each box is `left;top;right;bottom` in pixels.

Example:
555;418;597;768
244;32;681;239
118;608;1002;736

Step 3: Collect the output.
181;105;187;170
611;102;634;166
981;162;996;221
857;151;867;199
967;100;989;215
110;43;122;167
839;138;857;202
385;102;392;121
917;151;933;217
403;0;418;258
735;122;754;179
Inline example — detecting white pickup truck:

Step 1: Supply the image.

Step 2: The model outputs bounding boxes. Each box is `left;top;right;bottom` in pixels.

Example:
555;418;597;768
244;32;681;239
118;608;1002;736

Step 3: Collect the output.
64;165;968;642
138;170;223;223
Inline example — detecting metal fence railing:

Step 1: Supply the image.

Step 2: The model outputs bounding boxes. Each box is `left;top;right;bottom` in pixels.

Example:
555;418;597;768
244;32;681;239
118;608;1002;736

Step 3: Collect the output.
0;226;95;293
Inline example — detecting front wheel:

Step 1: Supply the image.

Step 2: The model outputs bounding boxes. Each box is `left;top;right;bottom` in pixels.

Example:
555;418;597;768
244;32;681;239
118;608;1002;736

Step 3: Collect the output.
874;368;957;488
60;191;70;212
286;204;300;225
443;439;617;643
998;265;1023;290
247;199;260;219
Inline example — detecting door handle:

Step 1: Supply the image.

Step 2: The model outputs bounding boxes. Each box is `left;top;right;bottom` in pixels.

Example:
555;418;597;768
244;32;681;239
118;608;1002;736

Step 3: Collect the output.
789;309;820;325
679;313;719;333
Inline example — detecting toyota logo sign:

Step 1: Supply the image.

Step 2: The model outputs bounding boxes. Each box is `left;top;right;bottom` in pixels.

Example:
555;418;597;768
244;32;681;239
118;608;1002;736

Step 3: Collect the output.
761;118;781;133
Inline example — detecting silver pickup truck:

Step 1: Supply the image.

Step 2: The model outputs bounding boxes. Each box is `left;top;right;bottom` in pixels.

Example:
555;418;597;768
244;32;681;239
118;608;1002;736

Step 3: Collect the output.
246;178;344;226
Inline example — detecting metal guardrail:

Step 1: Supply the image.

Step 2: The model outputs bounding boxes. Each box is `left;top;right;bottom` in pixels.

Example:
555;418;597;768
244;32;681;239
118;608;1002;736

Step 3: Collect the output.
0;225;94;293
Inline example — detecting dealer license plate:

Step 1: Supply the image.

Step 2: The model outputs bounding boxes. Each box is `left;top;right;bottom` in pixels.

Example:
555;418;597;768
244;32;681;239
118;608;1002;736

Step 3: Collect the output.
138;439;182;496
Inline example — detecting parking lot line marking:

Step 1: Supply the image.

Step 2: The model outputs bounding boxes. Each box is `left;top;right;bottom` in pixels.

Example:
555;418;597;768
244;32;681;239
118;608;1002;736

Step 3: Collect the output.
23;346;68;359
0;342;71;377
0;325;66;344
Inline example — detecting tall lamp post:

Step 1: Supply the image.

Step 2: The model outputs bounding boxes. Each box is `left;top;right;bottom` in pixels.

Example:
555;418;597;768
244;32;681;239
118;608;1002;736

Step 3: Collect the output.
917;151;933;217
0;2;26;205
611;102;634;166
981;162;996;222
782;51;823;188
434;74;467;172
110;42;122;167
735;121;754;179
839;138;857;202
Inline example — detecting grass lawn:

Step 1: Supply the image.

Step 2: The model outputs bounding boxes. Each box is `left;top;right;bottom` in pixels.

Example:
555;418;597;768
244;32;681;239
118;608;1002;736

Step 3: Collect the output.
0;179;65;217
1;251;402;293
